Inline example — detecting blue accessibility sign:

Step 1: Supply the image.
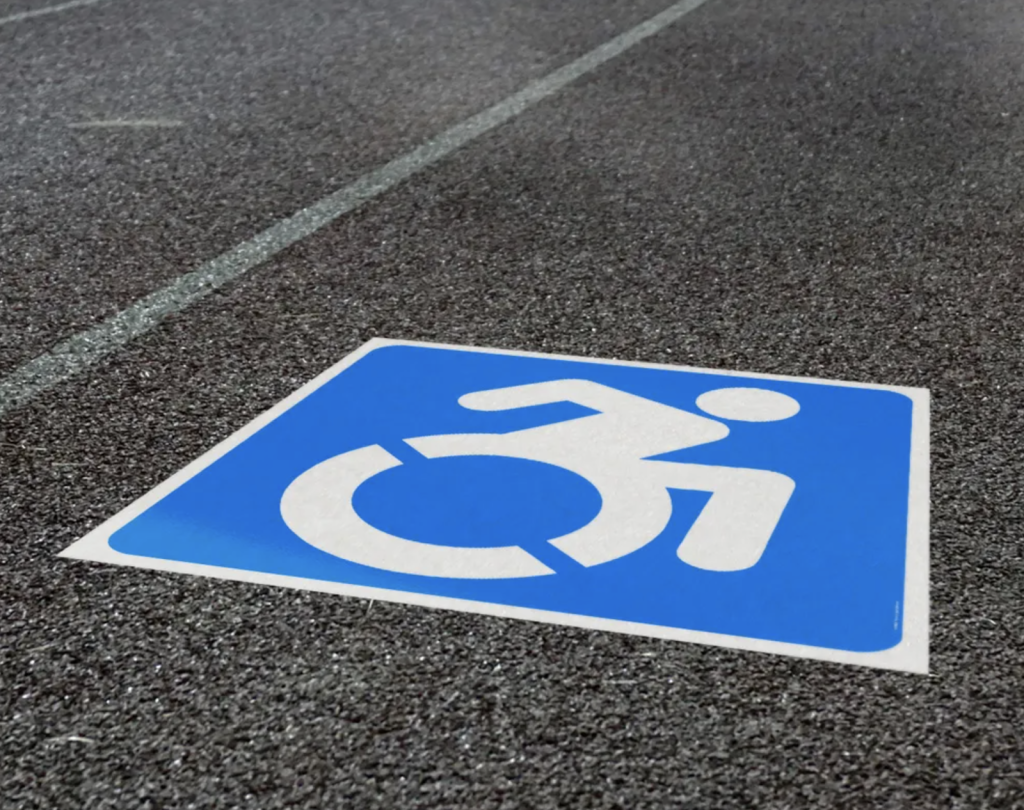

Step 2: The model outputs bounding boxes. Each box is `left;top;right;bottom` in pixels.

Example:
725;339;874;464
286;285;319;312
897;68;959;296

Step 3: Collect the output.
63;339;930;672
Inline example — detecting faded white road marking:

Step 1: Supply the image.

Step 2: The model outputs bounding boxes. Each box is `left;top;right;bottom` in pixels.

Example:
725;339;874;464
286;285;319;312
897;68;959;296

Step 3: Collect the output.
0;0;106;27
68;118;184;129
0;0;711;418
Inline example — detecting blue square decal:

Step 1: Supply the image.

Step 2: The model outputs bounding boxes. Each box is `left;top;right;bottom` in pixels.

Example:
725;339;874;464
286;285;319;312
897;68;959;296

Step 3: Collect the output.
63;339;929;672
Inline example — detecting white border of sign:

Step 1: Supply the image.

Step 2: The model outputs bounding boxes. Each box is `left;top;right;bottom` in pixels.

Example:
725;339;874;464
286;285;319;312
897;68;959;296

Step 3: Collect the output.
61;338;930;673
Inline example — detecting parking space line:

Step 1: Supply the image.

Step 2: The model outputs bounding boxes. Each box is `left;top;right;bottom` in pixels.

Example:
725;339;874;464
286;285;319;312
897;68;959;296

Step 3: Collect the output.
68;119;185;128
0;0;106;27
0;0;711;419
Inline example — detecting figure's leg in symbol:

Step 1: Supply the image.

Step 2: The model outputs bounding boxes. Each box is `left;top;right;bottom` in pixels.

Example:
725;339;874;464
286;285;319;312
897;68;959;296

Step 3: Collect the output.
648;461;796;571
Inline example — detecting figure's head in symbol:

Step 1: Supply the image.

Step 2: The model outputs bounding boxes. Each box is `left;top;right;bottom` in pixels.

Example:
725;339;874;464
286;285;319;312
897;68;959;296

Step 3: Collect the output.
694;387;800;423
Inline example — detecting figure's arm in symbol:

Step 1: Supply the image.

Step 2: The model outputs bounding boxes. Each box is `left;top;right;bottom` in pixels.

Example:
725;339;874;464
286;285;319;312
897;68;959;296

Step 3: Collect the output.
455;379;730;457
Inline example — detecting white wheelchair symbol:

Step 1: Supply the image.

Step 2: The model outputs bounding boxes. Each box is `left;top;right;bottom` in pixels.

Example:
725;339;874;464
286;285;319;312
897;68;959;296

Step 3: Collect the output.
280;380;798;579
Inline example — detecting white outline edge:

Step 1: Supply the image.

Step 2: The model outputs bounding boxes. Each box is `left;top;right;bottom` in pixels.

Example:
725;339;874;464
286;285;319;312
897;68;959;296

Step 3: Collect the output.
59;337;930;675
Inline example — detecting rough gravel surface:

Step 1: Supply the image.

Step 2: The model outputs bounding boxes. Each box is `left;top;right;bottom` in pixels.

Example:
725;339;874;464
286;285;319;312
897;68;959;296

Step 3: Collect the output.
2;0;1023;807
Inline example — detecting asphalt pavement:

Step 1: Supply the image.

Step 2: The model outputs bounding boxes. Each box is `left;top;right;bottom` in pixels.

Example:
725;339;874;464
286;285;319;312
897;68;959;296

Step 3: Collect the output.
2;0;1023;807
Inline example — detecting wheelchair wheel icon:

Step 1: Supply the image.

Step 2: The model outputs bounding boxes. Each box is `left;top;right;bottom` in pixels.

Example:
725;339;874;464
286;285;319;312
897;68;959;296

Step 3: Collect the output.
280;379;798;579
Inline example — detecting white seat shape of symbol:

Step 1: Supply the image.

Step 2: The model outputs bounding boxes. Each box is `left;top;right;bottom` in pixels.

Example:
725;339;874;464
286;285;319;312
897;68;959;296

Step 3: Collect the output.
280;380;798;579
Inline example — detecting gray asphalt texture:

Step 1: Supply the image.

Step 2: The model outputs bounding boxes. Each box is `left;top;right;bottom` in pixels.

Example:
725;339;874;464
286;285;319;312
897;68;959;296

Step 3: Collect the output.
2;0;1023;807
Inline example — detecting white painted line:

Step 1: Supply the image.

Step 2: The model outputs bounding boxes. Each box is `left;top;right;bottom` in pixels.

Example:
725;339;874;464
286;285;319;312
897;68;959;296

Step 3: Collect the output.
0;0;712;419
0;0;105;27
68;119;184;128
